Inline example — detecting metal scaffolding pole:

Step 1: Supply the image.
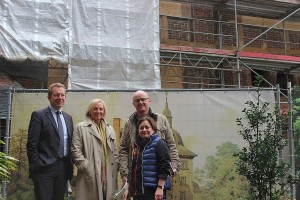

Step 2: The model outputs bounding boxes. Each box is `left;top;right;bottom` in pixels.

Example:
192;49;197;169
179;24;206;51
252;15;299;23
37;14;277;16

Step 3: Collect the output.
288;82;295;200
238;7;300;51
234;0;240;88
276;84;285;192
1;88;12;200
218;12;223;50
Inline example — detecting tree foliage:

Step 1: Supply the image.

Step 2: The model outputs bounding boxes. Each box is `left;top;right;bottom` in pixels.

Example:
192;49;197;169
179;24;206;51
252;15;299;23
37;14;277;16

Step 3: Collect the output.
236;76;297;200
292;87;300;197
7;129;34;200
0;140;17;182
194;142;249;200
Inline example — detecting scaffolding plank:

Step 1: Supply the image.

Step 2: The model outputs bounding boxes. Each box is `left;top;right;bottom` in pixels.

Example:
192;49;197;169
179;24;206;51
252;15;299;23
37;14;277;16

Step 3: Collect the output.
161;44;300;63
160;44;235;55
239;52;300;62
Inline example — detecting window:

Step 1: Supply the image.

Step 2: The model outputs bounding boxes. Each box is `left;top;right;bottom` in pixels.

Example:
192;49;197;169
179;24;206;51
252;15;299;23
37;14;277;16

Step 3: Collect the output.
180;177;186;185
181;160;188;169
180;192;186;200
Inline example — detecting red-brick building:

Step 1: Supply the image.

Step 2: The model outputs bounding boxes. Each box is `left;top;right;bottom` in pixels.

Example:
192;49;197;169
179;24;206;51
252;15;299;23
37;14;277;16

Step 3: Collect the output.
159;0;300;90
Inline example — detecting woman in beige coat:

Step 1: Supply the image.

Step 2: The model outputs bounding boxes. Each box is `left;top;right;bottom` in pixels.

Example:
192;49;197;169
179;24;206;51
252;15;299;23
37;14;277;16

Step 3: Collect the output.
71;99;118;200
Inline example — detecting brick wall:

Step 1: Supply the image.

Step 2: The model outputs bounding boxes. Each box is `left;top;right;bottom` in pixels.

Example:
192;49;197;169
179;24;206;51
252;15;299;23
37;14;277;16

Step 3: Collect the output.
192;5;214;44
243;26;263;48
222;66;252;87
222;24;236;47
183;66;210;89
289;31;300;50
168;17;189;41
165;4;238;46
160;2;300;89
193;20;214;43
240;67;252;87
221;11;235;21
192;5;212;19
266;29;284;49
162;3;300;53
223;71;235;86
181;63;254;88
12;76;47;89
220;12;236;48
219;11;236;47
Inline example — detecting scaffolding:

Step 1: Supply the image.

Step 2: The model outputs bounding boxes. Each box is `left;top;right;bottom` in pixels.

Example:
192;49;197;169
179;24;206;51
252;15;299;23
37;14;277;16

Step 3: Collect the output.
160;0;300;89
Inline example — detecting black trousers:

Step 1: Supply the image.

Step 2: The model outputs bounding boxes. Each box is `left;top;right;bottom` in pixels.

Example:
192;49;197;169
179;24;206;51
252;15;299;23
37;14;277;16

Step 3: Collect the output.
31;159;67;200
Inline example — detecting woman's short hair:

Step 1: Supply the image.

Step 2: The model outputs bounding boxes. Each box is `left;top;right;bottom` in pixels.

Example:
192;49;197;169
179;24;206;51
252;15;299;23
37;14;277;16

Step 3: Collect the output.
137;117;158;132
85;99;107;118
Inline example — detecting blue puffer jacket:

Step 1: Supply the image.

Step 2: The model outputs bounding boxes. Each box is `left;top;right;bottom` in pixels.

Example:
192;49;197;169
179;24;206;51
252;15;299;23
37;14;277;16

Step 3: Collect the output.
143;135;161;188
130;133;171;195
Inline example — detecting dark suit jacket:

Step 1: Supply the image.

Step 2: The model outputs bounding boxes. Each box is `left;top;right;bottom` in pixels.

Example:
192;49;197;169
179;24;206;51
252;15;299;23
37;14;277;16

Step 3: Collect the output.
27;106;74;179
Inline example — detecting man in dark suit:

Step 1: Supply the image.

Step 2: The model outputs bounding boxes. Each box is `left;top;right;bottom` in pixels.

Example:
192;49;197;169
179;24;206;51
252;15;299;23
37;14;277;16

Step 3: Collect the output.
27;83;74;200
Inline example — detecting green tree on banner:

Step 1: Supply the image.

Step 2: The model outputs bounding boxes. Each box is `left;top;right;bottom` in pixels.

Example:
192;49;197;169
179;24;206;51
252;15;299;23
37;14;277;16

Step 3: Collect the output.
7;129;34;200
194;142;248;200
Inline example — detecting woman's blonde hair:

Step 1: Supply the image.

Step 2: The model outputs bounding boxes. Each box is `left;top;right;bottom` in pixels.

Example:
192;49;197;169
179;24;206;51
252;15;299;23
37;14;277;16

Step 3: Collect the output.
85;99;107;118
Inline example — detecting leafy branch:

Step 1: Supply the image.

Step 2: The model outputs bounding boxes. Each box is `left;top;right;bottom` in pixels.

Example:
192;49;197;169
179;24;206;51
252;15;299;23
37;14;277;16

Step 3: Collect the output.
236;76;297;200
0;140;18;182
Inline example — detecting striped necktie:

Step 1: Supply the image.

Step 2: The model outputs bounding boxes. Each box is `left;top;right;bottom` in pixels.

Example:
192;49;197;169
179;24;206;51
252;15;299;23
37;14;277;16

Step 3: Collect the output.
56;111;64;158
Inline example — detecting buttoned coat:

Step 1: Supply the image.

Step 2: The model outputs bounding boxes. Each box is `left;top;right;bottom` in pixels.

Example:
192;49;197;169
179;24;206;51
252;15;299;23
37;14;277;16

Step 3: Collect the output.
71;118;117;200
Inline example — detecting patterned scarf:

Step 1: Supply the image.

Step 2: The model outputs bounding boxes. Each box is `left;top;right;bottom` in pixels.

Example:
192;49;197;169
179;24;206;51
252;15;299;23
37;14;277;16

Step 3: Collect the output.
98;122;108;197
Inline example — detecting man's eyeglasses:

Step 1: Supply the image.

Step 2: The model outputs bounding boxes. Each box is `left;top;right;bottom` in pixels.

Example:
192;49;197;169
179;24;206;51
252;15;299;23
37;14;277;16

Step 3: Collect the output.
133;98;149;103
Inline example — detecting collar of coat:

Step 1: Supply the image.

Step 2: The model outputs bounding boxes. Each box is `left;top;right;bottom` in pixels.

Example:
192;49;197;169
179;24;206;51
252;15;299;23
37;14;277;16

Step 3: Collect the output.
82;118;115;141
129;107;158;125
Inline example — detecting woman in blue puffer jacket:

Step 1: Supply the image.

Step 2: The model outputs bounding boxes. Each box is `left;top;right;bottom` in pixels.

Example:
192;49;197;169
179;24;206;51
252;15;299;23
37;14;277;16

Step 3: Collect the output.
123;117;172;200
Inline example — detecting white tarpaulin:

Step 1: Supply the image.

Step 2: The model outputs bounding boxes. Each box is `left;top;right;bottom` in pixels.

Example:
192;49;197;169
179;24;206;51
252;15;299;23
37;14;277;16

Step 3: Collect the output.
0;0;160;89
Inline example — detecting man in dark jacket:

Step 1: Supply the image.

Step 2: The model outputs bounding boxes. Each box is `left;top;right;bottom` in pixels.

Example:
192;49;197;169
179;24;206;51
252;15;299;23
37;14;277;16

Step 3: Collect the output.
27;83;73;200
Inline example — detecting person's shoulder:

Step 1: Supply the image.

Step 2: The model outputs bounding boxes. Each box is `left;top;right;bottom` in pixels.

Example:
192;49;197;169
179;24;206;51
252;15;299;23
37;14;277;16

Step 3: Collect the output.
154;112;167;121
33;107;49;115
157;137;166;143
76;119;90;127
104;120;114;130
128;112;136;120
124;112;136;124
154;112;164;117
106;123;116;138
157;139;169;149
74;121;89;132
107;123;114;130
29;108;49;122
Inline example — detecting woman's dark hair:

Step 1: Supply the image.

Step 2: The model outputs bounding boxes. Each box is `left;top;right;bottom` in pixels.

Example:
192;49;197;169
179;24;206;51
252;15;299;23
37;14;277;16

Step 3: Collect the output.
137;117;158;132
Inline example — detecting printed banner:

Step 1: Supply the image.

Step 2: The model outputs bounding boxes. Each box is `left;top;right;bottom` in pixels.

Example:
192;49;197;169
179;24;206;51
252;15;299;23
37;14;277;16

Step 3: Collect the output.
9;90;275;200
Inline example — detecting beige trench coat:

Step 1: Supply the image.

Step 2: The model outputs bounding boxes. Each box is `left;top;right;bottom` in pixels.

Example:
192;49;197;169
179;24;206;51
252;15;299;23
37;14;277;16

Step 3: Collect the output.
71;118;118;200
